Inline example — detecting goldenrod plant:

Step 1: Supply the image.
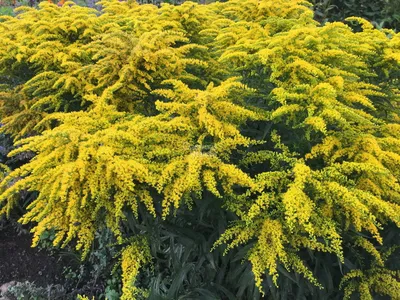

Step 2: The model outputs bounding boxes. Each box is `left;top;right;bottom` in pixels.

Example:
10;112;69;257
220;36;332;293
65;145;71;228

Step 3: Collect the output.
0;0;399;298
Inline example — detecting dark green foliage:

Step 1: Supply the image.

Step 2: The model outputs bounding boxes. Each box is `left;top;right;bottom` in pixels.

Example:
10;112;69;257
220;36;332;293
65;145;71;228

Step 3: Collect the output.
313;0;400;30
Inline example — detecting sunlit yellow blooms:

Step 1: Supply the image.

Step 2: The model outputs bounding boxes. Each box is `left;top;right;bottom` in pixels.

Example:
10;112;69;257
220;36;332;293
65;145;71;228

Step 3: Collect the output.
0;0;400;298
340;248;400;300
249;219;287;289
120;237;151;300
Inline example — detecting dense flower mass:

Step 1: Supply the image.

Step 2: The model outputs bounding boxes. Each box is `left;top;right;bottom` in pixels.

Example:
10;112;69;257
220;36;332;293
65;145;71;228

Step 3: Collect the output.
0;0;400;298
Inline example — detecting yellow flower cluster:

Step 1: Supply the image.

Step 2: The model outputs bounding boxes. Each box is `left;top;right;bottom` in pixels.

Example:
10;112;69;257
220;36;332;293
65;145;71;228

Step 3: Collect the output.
0;0;400;298
120;238;151;300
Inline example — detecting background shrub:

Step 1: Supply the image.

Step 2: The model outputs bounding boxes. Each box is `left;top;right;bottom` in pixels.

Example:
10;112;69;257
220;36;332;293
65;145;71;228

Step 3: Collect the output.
312;0;400;29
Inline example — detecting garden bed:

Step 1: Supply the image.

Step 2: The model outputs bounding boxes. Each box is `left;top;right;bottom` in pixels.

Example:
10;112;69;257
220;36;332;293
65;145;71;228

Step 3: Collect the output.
0;224;67;288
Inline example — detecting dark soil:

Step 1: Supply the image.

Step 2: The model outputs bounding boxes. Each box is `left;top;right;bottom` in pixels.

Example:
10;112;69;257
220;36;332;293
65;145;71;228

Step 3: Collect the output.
0;223;70;287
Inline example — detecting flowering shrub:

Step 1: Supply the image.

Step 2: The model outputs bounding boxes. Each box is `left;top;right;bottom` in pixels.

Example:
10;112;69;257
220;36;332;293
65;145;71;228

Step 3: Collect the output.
0;0;400;298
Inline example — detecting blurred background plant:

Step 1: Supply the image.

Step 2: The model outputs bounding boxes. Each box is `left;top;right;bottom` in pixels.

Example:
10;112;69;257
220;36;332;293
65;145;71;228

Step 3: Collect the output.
312;0;400;29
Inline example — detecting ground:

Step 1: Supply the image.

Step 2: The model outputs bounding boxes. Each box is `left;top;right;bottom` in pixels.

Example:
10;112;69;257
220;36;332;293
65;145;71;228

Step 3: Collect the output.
0;222;68;287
